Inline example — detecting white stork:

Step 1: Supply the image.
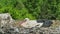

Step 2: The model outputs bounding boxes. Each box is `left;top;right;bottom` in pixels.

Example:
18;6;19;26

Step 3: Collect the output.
20;18;43;28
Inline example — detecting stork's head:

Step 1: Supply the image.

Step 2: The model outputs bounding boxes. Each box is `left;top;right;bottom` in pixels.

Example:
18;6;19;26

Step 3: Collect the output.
25;18;29;21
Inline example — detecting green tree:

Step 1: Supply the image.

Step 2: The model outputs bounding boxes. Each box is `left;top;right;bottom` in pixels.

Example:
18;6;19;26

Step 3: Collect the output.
40;0;57;19
56;0;60;19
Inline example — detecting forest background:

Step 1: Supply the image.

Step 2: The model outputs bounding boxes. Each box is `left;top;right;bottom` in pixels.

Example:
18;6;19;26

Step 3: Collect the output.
0;0;60;20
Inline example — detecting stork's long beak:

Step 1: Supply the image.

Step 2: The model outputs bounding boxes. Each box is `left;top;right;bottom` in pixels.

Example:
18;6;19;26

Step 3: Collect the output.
19;20;27;25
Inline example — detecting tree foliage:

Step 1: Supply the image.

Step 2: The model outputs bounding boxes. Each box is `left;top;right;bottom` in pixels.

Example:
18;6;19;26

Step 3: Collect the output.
0;0;60;20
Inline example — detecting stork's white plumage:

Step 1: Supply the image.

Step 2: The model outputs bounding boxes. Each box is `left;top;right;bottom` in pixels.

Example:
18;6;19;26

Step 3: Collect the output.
21;18;43;28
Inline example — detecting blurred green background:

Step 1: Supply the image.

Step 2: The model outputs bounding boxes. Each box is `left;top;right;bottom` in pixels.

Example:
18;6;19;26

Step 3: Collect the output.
0;0;60;20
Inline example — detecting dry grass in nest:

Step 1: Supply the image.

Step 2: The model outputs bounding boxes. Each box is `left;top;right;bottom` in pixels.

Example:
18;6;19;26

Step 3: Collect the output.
12;21;24;28
51;20;60;27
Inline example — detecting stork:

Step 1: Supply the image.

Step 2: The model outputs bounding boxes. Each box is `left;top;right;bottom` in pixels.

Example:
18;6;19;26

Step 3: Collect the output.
20;18;43;28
